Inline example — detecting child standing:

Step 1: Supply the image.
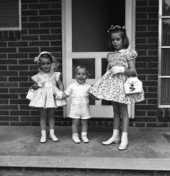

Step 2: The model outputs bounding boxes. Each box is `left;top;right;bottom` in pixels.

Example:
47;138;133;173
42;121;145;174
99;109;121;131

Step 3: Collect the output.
56;65;91;144
26;51;66;143
89;25;144;150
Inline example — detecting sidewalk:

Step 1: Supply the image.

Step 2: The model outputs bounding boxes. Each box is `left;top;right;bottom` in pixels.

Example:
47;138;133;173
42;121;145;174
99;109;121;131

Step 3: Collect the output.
1;126;170;171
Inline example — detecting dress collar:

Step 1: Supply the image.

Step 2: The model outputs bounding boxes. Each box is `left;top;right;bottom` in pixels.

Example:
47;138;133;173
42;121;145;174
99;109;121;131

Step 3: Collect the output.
75;82;85;86
117;49;126;53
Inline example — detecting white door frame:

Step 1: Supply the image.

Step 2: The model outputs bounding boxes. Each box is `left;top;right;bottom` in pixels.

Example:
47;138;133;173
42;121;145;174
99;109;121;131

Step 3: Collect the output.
62;0;136;118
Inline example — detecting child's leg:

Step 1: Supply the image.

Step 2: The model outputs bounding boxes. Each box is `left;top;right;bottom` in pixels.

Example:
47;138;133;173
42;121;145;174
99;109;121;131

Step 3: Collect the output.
40;108;47;143
118;103;129;150
81;119;89;143
48;108;58;142
102;102;120;145
72;119;81;143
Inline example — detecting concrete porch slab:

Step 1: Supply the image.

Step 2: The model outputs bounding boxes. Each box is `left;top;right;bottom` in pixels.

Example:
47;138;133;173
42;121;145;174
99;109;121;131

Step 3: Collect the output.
0;126;170;171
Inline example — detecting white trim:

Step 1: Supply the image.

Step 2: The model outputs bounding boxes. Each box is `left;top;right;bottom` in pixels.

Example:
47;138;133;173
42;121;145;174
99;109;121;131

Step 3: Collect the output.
126;0;136;50
158;0;170;108
61;0;67;117
62;0;136;118
126;0;136;118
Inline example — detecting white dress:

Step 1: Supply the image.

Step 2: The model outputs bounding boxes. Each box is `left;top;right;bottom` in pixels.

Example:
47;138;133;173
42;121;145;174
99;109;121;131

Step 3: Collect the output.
89;49;144;104
27;72;66;108
65;82;91;119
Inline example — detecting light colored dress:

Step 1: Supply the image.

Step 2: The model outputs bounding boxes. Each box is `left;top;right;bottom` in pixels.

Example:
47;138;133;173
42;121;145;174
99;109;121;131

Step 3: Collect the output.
27;72;66;108
89;49;144;104
65;82;91;119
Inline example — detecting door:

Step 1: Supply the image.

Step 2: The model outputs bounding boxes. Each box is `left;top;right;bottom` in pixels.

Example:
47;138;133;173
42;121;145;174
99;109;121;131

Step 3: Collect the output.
62;0;136;118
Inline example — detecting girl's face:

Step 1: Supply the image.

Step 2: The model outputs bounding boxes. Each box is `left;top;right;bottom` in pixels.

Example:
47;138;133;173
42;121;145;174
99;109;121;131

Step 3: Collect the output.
111;32;123;51
39;57;52;73
75;68;87;84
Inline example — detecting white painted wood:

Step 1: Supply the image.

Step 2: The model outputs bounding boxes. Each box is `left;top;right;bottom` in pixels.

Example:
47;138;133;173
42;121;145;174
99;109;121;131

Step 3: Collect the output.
62;0;136;118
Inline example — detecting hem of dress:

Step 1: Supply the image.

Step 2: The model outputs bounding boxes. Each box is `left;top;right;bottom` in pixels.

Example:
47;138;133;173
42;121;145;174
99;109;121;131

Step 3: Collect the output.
69;116;91;119
29;106;58;109
90;93;144;105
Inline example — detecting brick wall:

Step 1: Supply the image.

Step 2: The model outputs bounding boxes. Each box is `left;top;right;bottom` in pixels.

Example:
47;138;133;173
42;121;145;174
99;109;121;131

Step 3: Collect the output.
135;0;170;127
0;0;69;126
0;0;168;127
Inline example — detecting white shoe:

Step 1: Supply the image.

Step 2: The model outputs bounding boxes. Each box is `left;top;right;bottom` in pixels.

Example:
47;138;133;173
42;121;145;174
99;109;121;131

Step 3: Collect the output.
49;129;59;142
40;130;46;143
118;142;128;151
102;136;120;145
72;134;81;144
81;134;89;143
49;134;59;142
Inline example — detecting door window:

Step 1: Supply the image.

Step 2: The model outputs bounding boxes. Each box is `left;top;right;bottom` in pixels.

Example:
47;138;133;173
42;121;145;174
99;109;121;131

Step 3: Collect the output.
72;0;125;52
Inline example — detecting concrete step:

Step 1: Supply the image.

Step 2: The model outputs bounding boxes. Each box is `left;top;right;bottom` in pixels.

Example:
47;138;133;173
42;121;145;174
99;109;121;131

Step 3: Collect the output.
0;168;170;176
1;126;170;171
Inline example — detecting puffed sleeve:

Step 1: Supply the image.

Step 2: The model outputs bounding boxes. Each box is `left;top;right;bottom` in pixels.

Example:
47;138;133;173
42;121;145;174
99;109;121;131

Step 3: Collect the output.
31;75;38;83
106;53;111;62
125;49;138;61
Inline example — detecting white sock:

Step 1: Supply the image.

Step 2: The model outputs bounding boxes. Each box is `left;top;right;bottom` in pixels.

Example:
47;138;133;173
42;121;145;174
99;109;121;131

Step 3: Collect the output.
121;132;128;143
50;129;55;136
81;132;87;136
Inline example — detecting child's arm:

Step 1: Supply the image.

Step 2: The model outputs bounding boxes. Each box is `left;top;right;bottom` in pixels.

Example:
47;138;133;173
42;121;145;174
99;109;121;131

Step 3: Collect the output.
62;92;69;99
57;73;64;91
56;83;72;100
124;60;136;76
111;59;136;76
57;79;64;92
56;91;69;100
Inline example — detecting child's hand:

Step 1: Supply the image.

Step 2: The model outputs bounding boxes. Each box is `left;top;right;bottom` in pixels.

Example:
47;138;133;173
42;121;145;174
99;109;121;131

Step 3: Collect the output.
31;83;39;90
111;66;125;74
56;91;63;100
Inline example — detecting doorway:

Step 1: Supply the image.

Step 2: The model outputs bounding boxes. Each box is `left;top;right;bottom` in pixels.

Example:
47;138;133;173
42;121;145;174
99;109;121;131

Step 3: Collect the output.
62;0;136;118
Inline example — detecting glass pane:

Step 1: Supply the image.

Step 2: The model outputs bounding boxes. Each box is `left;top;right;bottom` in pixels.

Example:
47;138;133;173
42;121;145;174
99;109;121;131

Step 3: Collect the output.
72;59;95;79
161;79;170;105
161;49;170;75
0;0;19;28
162;19;170;45
72;0;125;52
162;0;170;16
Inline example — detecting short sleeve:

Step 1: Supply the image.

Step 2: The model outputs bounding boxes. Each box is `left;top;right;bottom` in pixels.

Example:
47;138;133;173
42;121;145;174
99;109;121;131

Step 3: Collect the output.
31;75;38;83
106;53;112;62
54;72;61;82
64;84;73;96
124;49;138;61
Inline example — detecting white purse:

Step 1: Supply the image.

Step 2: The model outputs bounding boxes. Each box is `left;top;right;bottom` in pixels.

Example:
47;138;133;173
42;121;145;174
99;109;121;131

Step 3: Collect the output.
124;77;143;95
26;89;35;100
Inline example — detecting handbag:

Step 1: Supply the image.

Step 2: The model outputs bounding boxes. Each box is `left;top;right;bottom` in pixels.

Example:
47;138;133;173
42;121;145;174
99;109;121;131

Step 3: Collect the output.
26;89;35;100
124;76;143;95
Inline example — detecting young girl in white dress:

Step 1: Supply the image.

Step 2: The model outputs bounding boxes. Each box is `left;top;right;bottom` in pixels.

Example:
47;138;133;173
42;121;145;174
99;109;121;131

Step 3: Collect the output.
56;65;91;144
89;25;144;150
26;51;66;143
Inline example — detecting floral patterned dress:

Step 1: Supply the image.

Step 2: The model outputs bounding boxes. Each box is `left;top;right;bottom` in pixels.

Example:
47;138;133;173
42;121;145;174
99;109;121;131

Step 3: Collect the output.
89;49;144;104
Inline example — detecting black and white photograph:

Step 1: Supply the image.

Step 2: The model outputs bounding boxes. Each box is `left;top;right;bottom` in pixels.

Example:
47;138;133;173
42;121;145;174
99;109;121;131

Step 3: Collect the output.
0;0;169;175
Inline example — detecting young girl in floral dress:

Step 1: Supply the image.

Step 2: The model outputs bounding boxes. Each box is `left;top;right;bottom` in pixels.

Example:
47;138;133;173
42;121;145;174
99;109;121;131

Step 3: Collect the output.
89;25;144;150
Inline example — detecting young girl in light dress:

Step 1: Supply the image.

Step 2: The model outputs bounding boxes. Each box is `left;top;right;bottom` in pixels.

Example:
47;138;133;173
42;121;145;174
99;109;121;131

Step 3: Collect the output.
56;65;91;144
89;25;144;150
26;51;66;143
